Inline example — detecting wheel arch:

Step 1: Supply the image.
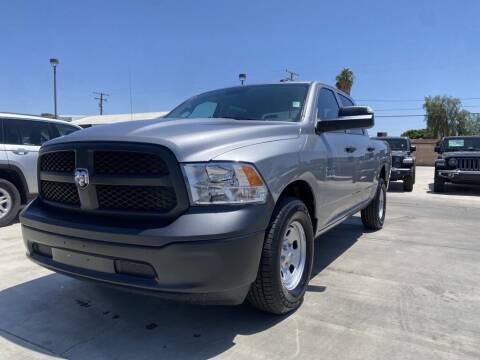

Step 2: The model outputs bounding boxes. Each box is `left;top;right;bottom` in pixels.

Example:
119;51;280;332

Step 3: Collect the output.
0;165;30;204
276;179;317;234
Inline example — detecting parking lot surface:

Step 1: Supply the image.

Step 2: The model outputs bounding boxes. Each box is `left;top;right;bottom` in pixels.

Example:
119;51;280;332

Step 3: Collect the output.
1;166;479;360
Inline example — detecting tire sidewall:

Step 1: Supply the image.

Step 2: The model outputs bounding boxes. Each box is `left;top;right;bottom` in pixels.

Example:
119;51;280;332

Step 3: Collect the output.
377;178;387;225
272;200;314;303
0;179;21;227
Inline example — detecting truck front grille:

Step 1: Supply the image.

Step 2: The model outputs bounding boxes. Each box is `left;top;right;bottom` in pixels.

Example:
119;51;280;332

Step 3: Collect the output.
97;185;177;212
94;151;169;175
41;181;80;205
40;151;75;173
457;158;480;171
38;143;188;220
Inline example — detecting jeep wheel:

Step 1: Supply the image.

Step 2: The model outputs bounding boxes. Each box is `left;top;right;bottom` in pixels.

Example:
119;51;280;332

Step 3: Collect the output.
403;175;414;192
248;197;314;314
361;178;386;230
433;172;445;193
0;179;21;227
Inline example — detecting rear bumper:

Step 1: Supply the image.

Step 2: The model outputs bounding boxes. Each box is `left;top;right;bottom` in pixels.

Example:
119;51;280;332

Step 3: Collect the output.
20;198;273;305
438;169;480;184
390;167;412;181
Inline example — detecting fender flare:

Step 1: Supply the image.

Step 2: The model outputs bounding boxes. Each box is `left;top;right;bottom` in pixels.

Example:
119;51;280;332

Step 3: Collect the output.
0;164;32;203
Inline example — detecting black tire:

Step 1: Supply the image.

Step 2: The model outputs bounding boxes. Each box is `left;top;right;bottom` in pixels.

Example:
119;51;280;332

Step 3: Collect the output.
433;171;445;193
0;179;21;227
247;197;314;315
361;178;386;230
403;174;414;192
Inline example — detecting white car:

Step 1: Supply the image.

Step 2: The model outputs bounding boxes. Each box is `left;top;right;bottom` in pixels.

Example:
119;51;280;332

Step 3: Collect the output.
0;113;81;226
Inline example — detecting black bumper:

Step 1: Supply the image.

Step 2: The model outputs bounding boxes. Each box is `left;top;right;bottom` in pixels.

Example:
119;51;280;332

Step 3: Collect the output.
437;169;480;184
390;167;412;181
20;198;273;305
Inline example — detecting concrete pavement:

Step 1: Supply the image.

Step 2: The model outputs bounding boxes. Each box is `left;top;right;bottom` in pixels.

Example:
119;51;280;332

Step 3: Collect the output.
0;166;479;359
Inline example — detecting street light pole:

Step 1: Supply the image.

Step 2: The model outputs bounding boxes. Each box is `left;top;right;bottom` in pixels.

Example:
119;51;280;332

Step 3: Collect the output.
49;58;59;119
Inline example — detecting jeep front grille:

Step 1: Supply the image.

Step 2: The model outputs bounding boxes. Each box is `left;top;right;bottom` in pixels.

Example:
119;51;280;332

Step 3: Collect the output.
457;158;480;171
38;143;189;220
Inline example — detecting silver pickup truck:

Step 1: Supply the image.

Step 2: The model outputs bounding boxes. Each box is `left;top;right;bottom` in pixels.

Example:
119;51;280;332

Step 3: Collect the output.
20;82;391;314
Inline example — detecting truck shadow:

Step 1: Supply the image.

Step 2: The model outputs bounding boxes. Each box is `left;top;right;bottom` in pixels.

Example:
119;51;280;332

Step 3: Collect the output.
0;218;363;359
387;181;407;193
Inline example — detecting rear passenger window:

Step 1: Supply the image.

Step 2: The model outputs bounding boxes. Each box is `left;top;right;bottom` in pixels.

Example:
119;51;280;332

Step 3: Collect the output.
4;119;54;146
55;123;79;136
317;88;340;120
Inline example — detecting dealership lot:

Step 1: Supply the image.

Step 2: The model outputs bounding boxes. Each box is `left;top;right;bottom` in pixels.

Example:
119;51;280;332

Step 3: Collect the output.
0;166;479;360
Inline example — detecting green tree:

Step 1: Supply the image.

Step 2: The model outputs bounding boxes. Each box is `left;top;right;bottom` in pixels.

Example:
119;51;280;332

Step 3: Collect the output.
335;68;354;95
401;128;433;139
424;96;471;138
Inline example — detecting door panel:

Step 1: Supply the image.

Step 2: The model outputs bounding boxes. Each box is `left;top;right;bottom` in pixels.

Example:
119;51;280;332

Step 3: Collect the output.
3;119;55;194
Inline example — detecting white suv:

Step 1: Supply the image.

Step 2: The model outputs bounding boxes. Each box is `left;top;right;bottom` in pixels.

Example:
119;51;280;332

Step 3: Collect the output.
0;113;81;226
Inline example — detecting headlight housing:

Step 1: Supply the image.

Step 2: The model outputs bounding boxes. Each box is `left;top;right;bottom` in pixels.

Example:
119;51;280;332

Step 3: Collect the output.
448;158;457;168
182;162;268;205
402;157;414;165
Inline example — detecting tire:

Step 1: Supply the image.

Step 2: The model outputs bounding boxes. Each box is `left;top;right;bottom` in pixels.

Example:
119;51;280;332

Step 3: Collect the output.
361;178;386;230
403;174;414;192
433;171;445;193
0;179;21;227
247;197;314;315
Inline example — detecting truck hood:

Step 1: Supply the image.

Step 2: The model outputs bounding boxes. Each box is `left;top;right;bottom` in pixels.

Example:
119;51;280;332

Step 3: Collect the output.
47;118;301;162
442;151;480;158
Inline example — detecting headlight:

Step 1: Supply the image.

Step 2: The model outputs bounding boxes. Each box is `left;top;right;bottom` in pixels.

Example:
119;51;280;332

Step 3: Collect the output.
448;158;457;168
182;162;268;205
402;157;414;165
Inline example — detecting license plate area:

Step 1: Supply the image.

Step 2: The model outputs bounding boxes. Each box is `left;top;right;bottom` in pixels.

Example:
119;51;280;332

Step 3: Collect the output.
52;248;115;273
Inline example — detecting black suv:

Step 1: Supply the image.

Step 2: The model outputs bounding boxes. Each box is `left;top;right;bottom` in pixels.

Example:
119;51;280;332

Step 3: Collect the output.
374;136;416;191
434;136;480;192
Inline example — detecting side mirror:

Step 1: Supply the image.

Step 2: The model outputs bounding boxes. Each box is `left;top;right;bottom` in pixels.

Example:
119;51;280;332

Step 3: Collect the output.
316;106;374;133
434;146;441;153
410;145;416;152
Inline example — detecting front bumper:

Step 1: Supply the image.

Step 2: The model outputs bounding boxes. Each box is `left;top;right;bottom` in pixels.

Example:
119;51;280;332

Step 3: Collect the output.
20;198;273;305
390;167;412;181
437;169;480;184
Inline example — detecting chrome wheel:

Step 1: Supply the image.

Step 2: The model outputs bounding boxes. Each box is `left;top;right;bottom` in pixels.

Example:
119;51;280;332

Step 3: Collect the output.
0;187;12;220
378;186;386;219
280;220;307;291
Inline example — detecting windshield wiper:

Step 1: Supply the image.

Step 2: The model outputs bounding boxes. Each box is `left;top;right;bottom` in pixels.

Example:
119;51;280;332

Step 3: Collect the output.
220;116;260;121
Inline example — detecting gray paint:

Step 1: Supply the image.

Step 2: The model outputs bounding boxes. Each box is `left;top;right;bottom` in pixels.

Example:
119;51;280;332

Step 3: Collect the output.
42;82;390;234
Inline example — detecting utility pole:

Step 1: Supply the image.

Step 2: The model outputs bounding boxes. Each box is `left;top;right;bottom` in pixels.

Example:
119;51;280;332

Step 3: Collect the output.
281;69;299;82
49;58;59;118
93;92;109;115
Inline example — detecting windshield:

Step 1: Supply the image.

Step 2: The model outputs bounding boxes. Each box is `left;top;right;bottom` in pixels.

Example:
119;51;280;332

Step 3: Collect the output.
382;138;409;151
165;84;309;122
442;137;480;151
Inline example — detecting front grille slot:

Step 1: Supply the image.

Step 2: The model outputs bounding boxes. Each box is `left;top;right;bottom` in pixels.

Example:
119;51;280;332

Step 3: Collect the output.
94;151;169;176
97;185;177;212
41;181;80;205
457;158;480;171
40;151;75;173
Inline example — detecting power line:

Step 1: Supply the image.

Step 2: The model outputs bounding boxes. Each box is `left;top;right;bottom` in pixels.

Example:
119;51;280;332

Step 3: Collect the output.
93;92;109;115
374;104;480;112
358;97;480;102
376;112;480;118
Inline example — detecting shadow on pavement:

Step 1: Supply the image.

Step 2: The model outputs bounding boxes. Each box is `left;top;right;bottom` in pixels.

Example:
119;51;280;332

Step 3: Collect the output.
387;181;408;193
427;183;480;197
0;218;363;359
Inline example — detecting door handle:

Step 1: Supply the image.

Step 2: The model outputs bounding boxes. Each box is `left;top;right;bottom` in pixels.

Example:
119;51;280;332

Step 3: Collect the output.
12;148;29;155
345;146;357;153
367;146;375;152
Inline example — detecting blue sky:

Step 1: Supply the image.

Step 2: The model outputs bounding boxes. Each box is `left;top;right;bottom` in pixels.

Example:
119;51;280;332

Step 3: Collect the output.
1;0;479;135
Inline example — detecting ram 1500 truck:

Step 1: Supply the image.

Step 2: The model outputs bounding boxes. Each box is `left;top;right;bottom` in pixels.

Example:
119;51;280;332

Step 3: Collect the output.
20;82;391;314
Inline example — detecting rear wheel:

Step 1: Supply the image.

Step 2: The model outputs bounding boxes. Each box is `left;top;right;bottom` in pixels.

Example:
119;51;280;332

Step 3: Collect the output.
0;179;21;227
361;178;386;230
248;197;314;314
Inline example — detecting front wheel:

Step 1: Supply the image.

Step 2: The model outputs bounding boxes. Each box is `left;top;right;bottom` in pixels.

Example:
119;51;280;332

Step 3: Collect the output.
433;171;445;192
361;178;386;230
248;197;314;314
0;179;21;227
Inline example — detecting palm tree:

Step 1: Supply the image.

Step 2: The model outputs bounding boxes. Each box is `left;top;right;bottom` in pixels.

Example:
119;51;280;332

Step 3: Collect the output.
335;68;355;95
